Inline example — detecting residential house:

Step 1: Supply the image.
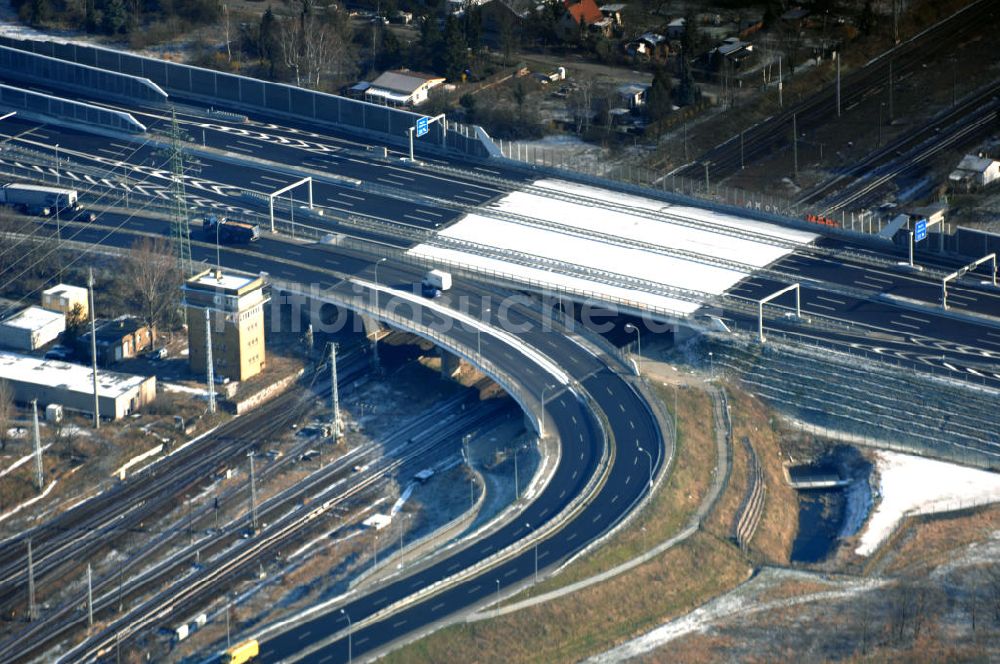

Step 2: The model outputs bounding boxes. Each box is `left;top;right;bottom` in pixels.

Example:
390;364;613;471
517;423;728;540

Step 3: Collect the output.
481;0;539;45
626;32;668;59
560;0;611;38
949;154;1000;190
666;17;686;39
616;82;649;110
598;3;626;29
362;70;447;107
711;37;754;70
79;317;153;367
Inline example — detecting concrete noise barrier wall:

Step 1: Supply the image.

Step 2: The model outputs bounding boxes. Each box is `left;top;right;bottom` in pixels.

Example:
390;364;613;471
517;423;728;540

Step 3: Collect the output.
0;36;493;159
0;45;167;104
0;83;147;134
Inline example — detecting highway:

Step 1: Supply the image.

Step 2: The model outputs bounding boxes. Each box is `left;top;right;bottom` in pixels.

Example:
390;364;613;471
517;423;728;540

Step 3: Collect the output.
0;45;998;661
3;209;666;661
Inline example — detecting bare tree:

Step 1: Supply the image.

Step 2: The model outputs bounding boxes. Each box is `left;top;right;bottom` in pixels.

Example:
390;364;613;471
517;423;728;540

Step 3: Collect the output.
123;236;182;348
0;380;14;452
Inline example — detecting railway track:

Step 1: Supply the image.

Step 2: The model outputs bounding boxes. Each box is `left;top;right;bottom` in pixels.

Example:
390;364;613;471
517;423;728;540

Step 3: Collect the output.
0;350;365;629
796;82;1000;210
54;395;510;663
675;0;998;182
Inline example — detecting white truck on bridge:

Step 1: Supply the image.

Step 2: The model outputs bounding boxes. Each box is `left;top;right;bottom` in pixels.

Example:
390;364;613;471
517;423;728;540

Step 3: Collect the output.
421;269;452;298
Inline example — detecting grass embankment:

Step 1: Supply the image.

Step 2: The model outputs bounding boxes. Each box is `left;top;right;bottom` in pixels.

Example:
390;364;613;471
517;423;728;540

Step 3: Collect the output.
707;387;798;564
383;382;761;664
880;503;1000;576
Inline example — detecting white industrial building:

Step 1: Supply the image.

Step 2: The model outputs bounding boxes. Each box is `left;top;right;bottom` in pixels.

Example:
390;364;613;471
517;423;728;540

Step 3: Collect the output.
0;306;66;350
41;283;89;318
0;351;156;420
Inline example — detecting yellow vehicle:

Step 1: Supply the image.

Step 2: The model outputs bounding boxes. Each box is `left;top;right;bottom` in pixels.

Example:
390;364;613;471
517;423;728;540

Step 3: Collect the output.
222;639;259;664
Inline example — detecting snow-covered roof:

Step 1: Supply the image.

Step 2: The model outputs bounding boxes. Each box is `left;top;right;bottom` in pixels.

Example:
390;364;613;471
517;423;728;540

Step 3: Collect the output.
188;271;257;293
956;154;997;174
409;178;816;318
368;70;445;95
0;350;150;398
42;283;87;301
617;83;649;96
638;32;667;45
0;306;64;331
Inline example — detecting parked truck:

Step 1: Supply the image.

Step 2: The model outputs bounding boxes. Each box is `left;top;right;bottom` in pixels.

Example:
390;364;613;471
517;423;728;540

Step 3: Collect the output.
421;269;452;298
0;183;80;216
203;214;259;244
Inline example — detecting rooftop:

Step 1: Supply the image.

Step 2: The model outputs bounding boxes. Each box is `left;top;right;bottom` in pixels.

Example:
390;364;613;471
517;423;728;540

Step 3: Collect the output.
368;70;445;95
617;83;650;96
956;154;997;173
186;269;261;294
0;350;150;398
42;283;87;300
82;317;147;344
0;306;64;331
564;0;603;25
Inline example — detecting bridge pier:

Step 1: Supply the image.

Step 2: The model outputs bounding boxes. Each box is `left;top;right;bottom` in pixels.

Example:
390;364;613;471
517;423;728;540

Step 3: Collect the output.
439;348;462;380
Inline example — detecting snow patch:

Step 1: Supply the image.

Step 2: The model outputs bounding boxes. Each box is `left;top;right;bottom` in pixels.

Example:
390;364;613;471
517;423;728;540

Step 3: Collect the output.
856;450;1000;556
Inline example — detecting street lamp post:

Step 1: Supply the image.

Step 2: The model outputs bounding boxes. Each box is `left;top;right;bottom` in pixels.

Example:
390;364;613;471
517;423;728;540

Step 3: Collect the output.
341;608;352;664
54;144;60;186
637;445;653;490
495;579;500;618
216;217;223;276
624;323;641;375
372;257;387;369
708;351;714;380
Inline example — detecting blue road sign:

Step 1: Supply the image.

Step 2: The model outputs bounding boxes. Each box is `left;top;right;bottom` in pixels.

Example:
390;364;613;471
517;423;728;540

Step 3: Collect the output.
915;218;927;242
416;116;429;137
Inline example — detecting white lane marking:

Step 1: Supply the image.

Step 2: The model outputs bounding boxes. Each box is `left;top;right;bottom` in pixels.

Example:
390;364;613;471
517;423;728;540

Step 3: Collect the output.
338;192;365;201
900;313;930;323
890;320;920;330
815;295;845;305
415;208;444;217
404;214;433;223
811;303;836;311
454;194;480;203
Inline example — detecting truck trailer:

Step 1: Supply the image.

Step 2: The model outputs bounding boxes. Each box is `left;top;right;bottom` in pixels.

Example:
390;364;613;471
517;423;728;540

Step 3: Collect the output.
222;639;259;664
203;214;260;244
0;183;80;216
421;269;452;298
